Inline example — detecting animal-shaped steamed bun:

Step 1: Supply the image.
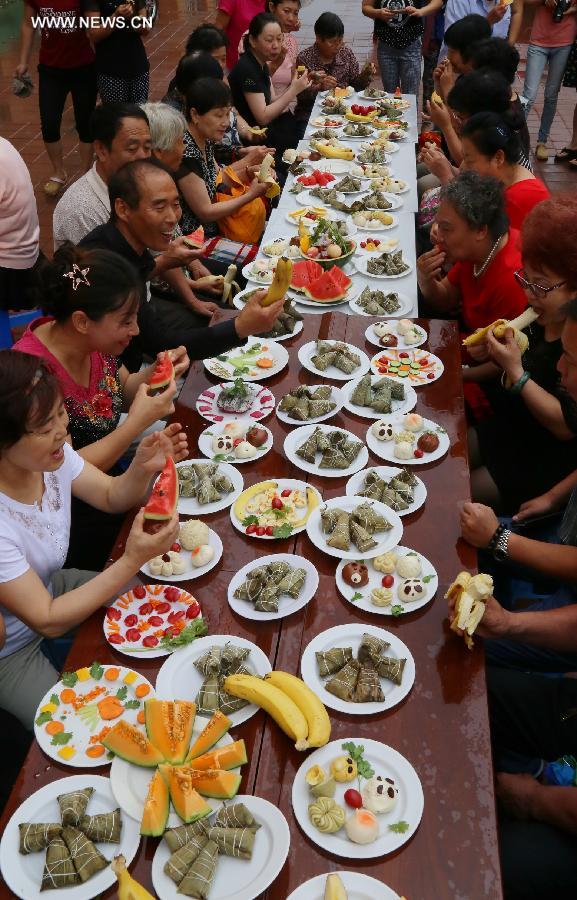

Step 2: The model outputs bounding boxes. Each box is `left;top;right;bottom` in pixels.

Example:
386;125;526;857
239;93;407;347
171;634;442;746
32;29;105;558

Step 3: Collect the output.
212;434;234;454
397;577;425;601
361;775;398;814
396;553;422;579
373;322;394;339
371;420;394;441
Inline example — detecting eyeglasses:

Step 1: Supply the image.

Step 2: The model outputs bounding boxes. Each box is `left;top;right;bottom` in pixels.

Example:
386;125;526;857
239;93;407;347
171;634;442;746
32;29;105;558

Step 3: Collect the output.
514;268;566;299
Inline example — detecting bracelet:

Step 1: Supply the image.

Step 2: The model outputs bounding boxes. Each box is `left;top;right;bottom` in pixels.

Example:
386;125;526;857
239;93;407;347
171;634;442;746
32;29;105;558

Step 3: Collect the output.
506;370;531;394
487;523;504;552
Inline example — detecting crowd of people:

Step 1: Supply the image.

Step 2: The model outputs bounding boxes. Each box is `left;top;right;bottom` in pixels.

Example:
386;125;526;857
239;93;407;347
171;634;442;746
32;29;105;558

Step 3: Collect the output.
1;0;577;895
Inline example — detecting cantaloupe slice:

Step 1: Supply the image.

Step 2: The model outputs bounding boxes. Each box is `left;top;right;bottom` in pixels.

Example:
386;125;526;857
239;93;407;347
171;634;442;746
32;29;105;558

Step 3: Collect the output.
186;710;232;762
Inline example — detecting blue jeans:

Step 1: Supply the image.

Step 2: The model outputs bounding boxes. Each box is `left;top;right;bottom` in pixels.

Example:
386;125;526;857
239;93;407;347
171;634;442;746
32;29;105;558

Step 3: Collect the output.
522;42;573;143
377;38;422;95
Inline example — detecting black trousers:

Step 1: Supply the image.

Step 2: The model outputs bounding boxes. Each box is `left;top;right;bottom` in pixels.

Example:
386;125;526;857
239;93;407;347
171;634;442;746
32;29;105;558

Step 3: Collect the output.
488;668;577;900
38;62;97;143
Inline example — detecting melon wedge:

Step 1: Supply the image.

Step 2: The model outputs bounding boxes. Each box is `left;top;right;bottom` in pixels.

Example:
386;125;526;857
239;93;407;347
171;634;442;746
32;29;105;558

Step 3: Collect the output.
290;259;323;293
183;225;205;248
186;711;232;762
145;699;196;765
303;268;349;302
149;351;174;393
164;765;213;823
190;739;247;772
141;769;170;836
185;767;242;800
102;720;165;767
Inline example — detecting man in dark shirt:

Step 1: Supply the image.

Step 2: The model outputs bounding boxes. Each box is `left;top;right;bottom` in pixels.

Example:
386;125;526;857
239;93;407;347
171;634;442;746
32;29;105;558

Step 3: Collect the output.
79;158;284;366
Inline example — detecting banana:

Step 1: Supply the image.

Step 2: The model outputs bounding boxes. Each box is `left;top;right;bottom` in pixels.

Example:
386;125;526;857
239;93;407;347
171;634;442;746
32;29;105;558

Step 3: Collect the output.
431;90;444;107
260;257;293;307
111;855;155;900
462;307;538;351
310;140;354;161
293;486;320;528
345;109;379;123
298;219;310;254
222;264;240;306
249;125;268;136
233;480;276;520
223;674;309;748
257;152;280;199
265;671;331;750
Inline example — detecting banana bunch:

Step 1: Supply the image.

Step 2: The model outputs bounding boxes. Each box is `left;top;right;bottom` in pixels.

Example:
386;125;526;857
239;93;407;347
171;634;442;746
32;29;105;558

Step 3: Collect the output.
112;855;155;900
260;257;293;307
310;139;354;161
224;671;331;750
345;109;379;124
222;264;241;306
257;152;280;199
462;307;539;354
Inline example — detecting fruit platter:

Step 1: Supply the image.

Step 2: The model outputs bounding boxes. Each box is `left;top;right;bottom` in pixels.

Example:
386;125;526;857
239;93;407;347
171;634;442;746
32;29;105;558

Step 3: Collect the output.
335;545;437;616
0;774;140;900
309;138;355;162
345;104;379;123
34;661;155;767
291;737;424;858
346;465;426;517
370;347;444;384
349;286;412;317
103;584;206;658
195;380;276;424
286;206;329;228
305;496;403;561
366;414;450;465
203;338;289;382
232;290;304;341
300;625;415;715
365;318;427;350
230;478;322;540
284;424;369;478
341;373;417;421
291;168;337;192
299;219;357;269
276;384;344;425
197;420;273;464
227;553;319;621
142;520;223;582
176;459;244;515
298;339;371;381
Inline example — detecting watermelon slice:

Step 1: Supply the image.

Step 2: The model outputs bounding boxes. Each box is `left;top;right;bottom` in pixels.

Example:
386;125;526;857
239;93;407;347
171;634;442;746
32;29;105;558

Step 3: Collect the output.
144;457;178;521
326;265;352;292
150;352;174;393
289;259;323;293
183;226;205;248
303;268;349;302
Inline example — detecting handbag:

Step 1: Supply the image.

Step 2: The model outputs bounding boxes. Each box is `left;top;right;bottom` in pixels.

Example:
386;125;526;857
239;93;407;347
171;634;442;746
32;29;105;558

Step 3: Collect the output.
215;166;266;245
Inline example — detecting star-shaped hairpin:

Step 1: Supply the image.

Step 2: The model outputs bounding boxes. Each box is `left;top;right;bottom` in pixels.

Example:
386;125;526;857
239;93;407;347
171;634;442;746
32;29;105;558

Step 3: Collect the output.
64;263;91;291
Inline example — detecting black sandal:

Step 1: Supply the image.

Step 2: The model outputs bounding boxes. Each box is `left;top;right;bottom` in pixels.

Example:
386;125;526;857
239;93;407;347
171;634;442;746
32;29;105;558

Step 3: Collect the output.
555;147;577;162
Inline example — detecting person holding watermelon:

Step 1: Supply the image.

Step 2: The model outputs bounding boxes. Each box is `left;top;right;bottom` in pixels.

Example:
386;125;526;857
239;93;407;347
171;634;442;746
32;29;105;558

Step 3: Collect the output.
0;351;179;730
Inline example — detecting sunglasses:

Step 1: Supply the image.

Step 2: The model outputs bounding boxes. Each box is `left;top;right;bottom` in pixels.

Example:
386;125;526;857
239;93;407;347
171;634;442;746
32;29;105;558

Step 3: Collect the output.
514;268;566;299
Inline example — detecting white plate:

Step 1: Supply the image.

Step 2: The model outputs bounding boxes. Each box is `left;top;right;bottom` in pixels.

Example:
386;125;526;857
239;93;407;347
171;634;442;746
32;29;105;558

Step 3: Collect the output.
285;208;330;228
284;424;369;478
242;259;277;284
261;238;302;259
230;478;323;540
342;375;416;421
141;529;223;582
364;321;426;350
34;665;154;768
196;381;276;424
310;117;345;128
227;553;319;621
306;495;403;561
345;465;426;517
155;634;272;726
298;340;371;382
292;737;423;859
288;871;401;900
0;774;141;900
336;545;438;616
348;290;413;319
197;421;274;465
366;417;449;466
276;384;345;425
363;194;403;212
109;715;233;826
352;215;397;232
354;256;413;279
301;623;414;715
367;179;410;195
151;795;290;900
358;89;388;101
204;338;289;382
303;159;353;175
341;128;377;141
176;459;244;515
369;348;444;386
231;289;304;342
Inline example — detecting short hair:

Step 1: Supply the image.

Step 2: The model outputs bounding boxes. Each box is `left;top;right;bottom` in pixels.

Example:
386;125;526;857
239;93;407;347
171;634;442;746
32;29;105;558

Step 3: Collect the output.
184;77;232;119
522;195;577;289
440;171;509;242
0;351;62;450
444;15;491;61
470;37;520;85
448;69;511;117
314;12;344;39
108;158;174;220
185;23;229;55
90;102;149;149
175;53;223;95
461;112;520;166
32;243;140;323
140;102;186;152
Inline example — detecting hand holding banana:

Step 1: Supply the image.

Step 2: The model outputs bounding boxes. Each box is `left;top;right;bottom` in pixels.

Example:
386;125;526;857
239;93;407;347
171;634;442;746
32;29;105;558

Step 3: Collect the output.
260;256;293;307
462;307;539;354
256;153;280;199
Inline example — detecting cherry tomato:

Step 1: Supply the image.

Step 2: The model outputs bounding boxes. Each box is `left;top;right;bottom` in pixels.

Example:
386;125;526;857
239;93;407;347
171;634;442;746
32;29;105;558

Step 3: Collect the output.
108;633;125;644
427;372;435;379
106;607;121;621
378;367;388;374
256;526;266;536
271;497;284;510
124;614;138;628
142;635;159;648
186;601;201;619
281;489;292;497
125;628;141;642
399;352;409;359
265;525;275;536
138;602;153;616
246;524;258;535
168;610;185;624
170;543;181;553
155;602;171;614
414;448;424;458
233;437;244;447
420;358;430;366
148;615;164;627
344;789;363;809
381;574;394;588
133;585;146;599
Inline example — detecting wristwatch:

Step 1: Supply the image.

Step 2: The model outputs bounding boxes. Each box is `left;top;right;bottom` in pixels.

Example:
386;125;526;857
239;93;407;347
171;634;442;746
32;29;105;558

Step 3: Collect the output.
493;529;511;562
487;523;504;553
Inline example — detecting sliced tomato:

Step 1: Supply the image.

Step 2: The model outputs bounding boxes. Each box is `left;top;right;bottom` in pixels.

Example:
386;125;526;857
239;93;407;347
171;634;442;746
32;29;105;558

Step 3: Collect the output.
125;628;141;642
142;635;159;648
124;614;138;627
186;601;201;619
106;607;121;621
133;585;147;599
138;602;153;615
108;633;125;644
168;610;185;624
164;626;178;638
155;601;171;614
148;615;164;627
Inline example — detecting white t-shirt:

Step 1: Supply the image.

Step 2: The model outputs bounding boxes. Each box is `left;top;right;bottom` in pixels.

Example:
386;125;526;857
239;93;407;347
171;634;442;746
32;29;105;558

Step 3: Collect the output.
0;137;40;269
0;443;84;658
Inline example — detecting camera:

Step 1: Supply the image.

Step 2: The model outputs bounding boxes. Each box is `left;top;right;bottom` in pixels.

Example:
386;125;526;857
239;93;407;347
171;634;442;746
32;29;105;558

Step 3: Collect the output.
553;0;571;23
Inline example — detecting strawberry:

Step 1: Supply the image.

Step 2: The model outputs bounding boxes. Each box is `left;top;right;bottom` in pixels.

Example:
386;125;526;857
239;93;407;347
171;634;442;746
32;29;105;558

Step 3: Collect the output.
170;543;181;553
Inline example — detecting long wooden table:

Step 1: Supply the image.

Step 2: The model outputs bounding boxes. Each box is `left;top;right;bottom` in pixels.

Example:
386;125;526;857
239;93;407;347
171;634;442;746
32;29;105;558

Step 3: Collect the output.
0;310;503;900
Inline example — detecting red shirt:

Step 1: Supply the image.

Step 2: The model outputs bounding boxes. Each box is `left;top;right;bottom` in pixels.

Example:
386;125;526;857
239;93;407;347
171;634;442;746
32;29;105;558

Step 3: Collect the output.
505;178;550;231
26;0;94;68
447;228;527;336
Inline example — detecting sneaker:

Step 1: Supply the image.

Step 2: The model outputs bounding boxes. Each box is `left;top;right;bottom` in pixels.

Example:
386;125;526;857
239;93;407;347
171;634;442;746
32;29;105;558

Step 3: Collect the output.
535;143;549;161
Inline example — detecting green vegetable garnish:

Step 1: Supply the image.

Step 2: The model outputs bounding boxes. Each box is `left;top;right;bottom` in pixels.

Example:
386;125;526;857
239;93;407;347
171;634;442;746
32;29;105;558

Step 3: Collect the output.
388;820;410;834
35;711;53;727
51;731;73;746
342;741;375;789
273;523;293;539
89;661;104;680
159;618;208;650
61;671;78;688
115;686;128;701
49;693;60;707
350;591;363;603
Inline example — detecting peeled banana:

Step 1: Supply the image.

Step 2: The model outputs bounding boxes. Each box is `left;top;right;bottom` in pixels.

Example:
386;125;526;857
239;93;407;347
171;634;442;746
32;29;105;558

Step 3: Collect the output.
257;152;280;199
233;480;276;519
446;571;493;649
222;264;240;306
462;307;539;352
260;257;293;307
265;671;331;750
310;139;354;161
249;125;268;137
223;674;309;748
112;855;155;900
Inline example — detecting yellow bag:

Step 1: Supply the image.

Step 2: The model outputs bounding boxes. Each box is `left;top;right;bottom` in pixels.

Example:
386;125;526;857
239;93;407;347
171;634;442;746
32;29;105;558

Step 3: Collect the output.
215;166;266;244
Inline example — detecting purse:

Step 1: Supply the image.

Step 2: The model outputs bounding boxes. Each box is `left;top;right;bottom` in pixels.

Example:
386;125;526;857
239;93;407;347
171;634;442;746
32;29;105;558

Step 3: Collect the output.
215;166;266;244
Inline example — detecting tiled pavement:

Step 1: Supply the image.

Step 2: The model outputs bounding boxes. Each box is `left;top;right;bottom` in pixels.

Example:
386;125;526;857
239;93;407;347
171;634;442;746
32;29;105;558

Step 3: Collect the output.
0;0;575;258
